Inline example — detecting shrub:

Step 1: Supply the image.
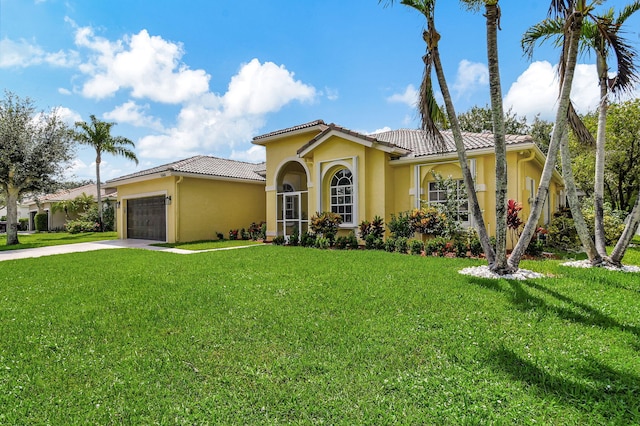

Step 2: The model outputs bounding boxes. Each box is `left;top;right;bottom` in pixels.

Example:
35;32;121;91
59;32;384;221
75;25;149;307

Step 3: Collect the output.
248;221;266;240
66;219;100;234
229;229;239;240
359;215;385;240
289;227;300;246
452;237;468;258
18;218;29;231
34;212;48;232
409;207;446;236
395;237;409;254
424;237;448;257
388;212;413;239
346;231;359;250
216;232;225;240
315;237;330;249
365;233;384;250
310;212;342;243
241;228;250;240
272;235;285;245
507;199;524;247
301;232;316;247
467;228;483;257
410;239;424;255
384;237;397;252
335;235;348;250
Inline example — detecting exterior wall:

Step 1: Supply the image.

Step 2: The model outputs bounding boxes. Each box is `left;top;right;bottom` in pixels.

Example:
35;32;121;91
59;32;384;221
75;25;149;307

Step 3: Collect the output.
177;177;265;242
114;176;176;242
113;175;265;243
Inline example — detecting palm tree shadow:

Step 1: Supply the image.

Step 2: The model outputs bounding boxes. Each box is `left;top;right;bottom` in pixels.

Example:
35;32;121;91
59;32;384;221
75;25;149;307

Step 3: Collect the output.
467;277;639;338
490;348;640;422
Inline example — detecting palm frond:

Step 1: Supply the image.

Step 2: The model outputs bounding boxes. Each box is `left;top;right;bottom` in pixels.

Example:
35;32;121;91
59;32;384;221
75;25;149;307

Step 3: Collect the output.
597;18;640;95
615;0;640;24
567;102;595;146
419;50;446;151
522;18;565;58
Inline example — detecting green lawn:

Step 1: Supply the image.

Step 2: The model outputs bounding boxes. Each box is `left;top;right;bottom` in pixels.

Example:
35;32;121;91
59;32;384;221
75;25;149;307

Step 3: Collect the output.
0;232;117;251
0;245;639;424
153;239;264;250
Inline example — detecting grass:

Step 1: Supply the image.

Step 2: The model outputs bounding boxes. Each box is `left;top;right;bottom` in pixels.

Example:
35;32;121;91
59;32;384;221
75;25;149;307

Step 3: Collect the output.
0;231;117;251
0;245;639;424
153;239;264;250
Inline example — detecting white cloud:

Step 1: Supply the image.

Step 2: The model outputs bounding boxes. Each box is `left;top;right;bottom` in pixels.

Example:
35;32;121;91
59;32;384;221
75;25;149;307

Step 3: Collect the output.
230;145;266;163
74;26;210;103
504;61;600;121
387;84;418;107
453;60;489;97
104;101;165;131
223;59;316;117
324;87;339;101
58;88;72;95
0;37;78;68
369;126;392;134
55;106;83;126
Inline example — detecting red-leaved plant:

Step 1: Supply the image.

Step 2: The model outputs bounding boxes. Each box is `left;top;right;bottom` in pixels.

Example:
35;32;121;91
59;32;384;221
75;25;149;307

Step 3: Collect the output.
507;199;523;248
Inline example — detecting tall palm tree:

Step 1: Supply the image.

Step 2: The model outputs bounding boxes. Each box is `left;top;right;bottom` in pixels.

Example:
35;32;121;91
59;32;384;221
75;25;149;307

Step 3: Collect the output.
509;0;591;268
383;0;497;267
521;1;640;262
72;115;138;230
460;0;512;273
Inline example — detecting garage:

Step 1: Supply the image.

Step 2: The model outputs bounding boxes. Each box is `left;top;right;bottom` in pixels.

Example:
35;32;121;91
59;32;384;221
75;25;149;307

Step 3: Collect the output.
126;196;166;241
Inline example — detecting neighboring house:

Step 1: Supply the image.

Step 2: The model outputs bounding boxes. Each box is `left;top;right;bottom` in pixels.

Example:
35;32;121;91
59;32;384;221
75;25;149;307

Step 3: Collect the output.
104;155;266;242
252;120;565;245
23;183;116;231
0;203;30;222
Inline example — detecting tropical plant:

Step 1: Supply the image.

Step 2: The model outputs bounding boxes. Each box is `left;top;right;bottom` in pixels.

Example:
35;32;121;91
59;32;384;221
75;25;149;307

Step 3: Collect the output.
510;0;591;269
409;207;446;236
71;115;138;231
522;0;640;266
506;199;523;248
410;239;425;255
387;212;413;239
309;211;342;243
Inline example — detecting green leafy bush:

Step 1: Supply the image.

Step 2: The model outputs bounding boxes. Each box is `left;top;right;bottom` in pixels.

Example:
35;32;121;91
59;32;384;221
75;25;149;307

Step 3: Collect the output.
409;207;446;236
271;235;285;245
34;212;48;232
18;218;29;231
359;215;385;240
289;227;300;246
301;232;316;247
466;228;483;257
387;212;413;239
335;235;348;250
66;219;99;234
424;237;448;256
395;237;409;254
315;237;331;249
365;233;384;250
346;231;359;249
384;237;397;252
410;239;424;255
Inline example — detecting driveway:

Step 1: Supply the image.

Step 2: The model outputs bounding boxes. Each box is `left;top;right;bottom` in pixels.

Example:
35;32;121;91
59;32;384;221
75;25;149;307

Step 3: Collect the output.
0;239;264;262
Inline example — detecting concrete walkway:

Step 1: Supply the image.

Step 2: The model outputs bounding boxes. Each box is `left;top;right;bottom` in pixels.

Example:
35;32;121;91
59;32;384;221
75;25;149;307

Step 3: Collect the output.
0;239;263;262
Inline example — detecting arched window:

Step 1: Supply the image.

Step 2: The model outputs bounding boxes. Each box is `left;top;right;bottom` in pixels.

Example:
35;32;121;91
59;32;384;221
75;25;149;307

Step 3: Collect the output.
330;169;353;223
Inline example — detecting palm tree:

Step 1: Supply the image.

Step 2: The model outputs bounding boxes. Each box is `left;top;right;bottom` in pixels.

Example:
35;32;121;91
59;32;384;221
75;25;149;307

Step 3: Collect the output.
72;115;138;230
520;0;640;264
460;0;512;273
509;0;591;268
382;0;497;267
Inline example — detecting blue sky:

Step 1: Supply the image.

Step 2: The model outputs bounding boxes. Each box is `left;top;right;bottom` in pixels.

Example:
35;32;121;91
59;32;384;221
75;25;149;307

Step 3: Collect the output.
1;0;639;182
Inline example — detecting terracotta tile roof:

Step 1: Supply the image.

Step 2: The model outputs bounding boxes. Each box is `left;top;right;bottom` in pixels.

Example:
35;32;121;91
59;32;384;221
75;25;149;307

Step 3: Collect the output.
297;123;406;155
253;119;327;141
372;129;534;158
106;155;266;184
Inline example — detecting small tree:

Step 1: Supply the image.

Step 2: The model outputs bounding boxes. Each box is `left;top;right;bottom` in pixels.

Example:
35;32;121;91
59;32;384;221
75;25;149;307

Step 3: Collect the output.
0;92;73;245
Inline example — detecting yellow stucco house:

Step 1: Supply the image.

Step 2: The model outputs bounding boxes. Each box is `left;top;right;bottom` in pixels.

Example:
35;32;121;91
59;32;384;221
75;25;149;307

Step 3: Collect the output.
252;120;564;243
105;119;564;244
105;155;266;242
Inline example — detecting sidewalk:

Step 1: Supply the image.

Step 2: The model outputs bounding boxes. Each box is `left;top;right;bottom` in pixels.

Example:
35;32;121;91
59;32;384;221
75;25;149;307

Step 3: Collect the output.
0;239;264;262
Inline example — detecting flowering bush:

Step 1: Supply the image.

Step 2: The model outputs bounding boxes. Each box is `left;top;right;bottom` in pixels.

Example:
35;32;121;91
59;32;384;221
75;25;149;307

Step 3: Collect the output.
229;229;239;240
409;207;446;236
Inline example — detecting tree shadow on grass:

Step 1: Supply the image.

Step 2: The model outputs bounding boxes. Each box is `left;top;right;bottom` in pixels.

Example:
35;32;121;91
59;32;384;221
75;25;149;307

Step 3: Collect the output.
489;347;640;423
467;277;639;338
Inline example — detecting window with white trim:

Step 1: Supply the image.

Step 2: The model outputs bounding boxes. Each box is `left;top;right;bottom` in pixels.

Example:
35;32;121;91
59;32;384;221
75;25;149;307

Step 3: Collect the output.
330;168;353;223
282;183;297;219
427;179;469;222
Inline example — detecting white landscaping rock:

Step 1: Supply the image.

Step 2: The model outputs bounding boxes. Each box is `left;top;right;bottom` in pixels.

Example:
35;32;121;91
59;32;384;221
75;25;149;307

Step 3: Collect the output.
562;259;640;273
458;265;545;280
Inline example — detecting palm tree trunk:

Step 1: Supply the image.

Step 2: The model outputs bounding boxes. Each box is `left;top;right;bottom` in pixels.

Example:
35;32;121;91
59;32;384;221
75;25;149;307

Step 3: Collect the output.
560;128;602;263
430;38;496;266
509;10;583;269
610;183;640;265
594;52;608;256
485;2;511;273
96;155;103;232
